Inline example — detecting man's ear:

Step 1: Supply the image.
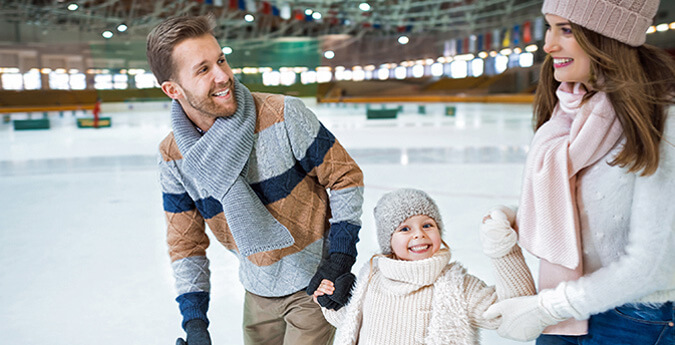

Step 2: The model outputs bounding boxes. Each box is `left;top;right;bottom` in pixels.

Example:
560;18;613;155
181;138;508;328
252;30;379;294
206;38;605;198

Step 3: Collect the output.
161;81;183;100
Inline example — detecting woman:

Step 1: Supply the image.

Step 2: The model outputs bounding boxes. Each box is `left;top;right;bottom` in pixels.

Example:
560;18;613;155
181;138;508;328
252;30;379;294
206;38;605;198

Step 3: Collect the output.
483;0;675;344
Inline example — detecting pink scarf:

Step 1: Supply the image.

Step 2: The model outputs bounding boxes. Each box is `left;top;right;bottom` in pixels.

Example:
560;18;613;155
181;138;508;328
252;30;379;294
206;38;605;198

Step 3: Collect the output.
517;82;623;335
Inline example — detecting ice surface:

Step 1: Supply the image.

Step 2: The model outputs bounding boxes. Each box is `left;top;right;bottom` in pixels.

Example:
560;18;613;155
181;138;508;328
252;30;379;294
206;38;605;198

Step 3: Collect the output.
0;99;538;345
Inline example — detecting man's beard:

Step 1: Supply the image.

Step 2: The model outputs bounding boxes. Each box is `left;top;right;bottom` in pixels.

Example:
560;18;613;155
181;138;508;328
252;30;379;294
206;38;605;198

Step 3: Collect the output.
182;80;237;118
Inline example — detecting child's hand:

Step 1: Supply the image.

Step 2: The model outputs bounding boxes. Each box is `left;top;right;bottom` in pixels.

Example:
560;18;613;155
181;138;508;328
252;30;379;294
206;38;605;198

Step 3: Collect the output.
312;279;335;304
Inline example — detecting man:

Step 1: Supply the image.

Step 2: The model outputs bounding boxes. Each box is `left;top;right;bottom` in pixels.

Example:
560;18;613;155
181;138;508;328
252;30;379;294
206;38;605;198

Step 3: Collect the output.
146;15;363;345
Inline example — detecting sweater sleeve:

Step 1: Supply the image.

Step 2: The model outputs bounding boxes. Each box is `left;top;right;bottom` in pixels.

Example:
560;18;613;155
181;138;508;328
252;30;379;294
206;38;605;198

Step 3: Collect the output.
560;118;675;320
283;96;364;257
159;137;212;329
462;274;500;330
491;245;536;300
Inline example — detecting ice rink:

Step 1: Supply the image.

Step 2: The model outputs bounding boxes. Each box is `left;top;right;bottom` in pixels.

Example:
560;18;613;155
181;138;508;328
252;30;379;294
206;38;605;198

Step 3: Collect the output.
0;98;540;345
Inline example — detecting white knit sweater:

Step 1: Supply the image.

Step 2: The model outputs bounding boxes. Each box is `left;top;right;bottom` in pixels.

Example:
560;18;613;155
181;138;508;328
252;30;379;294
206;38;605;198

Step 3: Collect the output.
322;248;535;345
556;113;675;320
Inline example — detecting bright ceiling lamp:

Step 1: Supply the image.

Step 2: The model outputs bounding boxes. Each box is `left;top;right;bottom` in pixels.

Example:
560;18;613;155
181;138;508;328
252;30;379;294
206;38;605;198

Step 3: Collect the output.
359;3;371;11
398;35;409;45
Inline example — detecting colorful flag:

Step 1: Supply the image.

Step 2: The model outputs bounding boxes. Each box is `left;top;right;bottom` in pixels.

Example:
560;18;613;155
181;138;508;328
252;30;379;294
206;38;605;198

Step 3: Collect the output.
523;21;532;43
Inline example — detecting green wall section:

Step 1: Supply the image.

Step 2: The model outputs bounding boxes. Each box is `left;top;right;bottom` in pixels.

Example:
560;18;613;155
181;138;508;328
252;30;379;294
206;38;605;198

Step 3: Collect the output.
223;39;321;70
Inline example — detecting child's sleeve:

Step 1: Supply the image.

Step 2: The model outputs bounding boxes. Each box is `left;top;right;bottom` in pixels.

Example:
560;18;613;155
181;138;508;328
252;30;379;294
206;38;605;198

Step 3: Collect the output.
480;207;536;299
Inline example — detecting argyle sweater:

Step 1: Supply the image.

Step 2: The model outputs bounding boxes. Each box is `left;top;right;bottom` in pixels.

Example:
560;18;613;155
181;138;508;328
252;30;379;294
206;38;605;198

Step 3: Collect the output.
159;93;364;327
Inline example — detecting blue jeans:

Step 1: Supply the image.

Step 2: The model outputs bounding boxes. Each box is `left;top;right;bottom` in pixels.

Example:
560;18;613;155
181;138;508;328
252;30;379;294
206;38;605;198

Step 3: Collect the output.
536;302;674;345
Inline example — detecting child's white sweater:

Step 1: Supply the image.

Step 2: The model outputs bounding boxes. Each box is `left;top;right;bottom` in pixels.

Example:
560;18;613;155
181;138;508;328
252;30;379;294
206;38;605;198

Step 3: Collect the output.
322;247;535;345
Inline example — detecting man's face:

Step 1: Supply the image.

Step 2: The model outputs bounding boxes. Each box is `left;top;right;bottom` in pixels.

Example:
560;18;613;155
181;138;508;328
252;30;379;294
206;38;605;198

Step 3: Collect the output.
170;34;237;118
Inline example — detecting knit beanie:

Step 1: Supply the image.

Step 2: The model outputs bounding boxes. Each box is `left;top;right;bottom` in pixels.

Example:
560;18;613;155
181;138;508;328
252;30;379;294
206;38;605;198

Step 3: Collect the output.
373;188;444;254
542;0;660;46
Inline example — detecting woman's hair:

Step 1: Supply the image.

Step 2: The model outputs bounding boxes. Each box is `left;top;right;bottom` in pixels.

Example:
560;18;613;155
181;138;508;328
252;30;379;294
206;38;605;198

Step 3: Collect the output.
366;240;450;284
534;23;675;176
146;14;216;84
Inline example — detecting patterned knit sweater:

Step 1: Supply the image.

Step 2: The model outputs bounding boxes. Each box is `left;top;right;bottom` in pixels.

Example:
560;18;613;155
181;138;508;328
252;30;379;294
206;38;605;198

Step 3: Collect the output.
159;93;364;326
322;247;535;345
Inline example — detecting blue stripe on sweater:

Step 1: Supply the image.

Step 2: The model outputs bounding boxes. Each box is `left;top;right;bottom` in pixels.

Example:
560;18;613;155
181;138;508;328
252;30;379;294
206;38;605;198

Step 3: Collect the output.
163;192;223;220
251;124;336;204
163;192;196;213
328;221;360;257
176;291;210;329
195;197;224;219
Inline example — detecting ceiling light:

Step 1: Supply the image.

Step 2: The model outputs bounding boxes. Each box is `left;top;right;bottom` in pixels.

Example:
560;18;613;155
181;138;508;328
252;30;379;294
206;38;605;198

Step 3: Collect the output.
117;24;128;32
655;23;668;32
67;3;78;11
525;44;538;52
646;26;656;34
244;14;255;22
222;47;233;55
324;50;335;59
398;35;409;44
359;3;371;11
102;31;113;39
312;12;322;20
305;9;313;15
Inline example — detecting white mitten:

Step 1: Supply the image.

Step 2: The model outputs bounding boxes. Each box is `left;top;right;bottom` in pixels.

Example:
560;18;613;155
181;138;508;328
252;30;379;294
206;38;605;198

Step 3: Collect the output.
483;285;572;341
480;206;518;258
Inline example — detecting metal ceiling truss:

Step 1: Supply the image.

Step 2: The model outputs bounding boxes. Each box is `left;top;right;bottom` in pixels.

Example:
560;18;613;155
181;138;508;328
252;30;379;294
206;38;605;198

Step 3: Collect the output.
0;0;543;48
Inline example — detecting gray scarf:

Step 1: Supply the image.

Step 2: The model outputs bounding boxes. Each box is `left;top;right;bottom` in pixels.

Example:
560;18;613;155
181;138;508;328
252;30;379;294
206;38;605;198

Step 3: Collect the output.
171;79;294;257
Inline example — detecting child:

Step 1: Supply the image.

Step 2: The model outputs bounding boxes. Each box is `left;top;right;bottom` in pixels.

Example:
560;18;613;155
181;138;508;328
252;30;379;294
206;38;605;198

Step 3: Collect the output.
313;188;535;345
484;0;675;343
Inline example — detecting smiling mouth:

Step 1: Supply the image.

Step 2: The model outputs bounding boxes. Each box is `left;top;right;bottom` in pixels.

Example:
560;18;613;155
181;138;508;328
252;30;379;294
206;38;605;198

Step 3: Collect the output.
553;57;573;68
408;244;431;253
212;88;230;97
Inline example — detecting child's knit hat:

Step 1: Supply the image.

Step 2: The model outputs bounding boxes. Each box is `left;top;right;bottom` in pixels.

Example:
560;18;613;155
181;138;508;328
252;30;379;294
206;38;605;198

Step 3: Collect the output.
373;188;444;254
541;0;660;47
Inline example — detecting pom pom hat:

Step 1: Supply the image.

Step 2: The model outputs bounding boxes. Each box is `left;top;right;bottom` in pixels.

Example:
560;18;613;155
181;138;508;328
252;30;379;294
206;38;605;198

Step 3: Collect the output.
541;0;660;47
373;189;444;254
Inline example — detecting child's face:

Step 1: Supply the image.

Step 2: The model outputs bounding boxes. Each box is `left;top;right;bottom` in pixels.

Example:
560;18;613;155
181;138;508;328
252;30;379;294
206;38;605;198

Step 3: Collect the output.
543;14;591;88
390;215;442;261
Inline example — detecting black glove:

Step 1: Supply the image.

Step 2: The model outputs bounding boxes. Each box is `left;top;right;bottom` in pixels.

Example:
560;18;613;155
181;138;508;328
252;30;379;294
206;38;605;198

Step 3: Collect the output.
307;252;356;310
316;272;356;310
176;319;211;345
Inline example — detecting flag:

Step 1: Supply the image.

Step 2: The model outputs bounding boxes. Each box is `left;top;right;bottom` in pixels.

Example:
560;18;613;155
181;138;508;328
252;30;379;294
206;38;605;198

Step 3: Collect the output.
534;16;545;41
492;28;500;49
469;35;477;52
513;25;520;45
502;27;510;47
523;21;532;43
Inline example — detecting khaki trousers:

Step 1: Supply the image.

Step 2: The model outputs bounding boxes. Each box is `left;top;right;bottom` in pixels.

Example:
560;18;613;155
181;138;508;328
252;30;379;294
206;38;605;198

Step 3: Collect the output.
243;290;335;345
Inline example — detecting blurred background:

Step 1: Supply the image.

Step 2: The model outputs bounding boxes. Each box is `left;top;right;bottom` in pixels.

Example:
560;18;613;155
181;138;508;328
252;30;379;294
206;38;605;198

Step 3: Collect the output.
1;1;674;344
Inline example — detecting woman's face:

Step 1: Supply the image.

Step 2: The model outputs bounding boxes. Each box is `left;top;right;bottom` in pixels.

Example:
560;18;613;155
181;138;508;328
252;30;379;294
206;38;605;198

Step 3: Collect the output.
543;14;592;88
390;215;442;261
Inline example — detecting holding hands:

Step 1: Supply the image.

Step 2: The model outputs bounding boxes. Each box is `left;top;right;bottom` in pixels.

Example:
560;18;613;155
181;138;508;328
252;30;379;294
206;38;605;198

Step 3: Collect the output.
307;252;356;310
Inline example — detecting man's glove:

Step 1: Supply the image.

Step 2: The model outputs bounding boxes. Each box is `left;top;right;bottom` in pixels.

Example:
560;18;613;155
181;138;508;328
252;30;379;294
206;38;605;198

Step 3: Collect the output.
316;272;356;310
483;287;571;341
307;252;356;310
480;206;518;258
176;319;211;345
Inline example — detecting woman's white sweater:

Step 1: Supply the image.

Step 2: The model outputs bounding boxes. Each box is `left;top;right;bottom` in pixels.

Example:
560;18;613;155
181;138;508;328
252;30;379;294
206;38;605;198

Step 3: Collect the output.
322;248;535;345
558;113;675;320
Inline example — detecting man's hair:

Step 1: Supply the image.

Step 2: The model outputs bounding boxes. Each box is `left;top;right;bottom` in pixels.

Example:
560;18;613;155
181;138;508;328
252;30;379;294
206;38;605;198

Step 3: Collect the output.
146;14;216;84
